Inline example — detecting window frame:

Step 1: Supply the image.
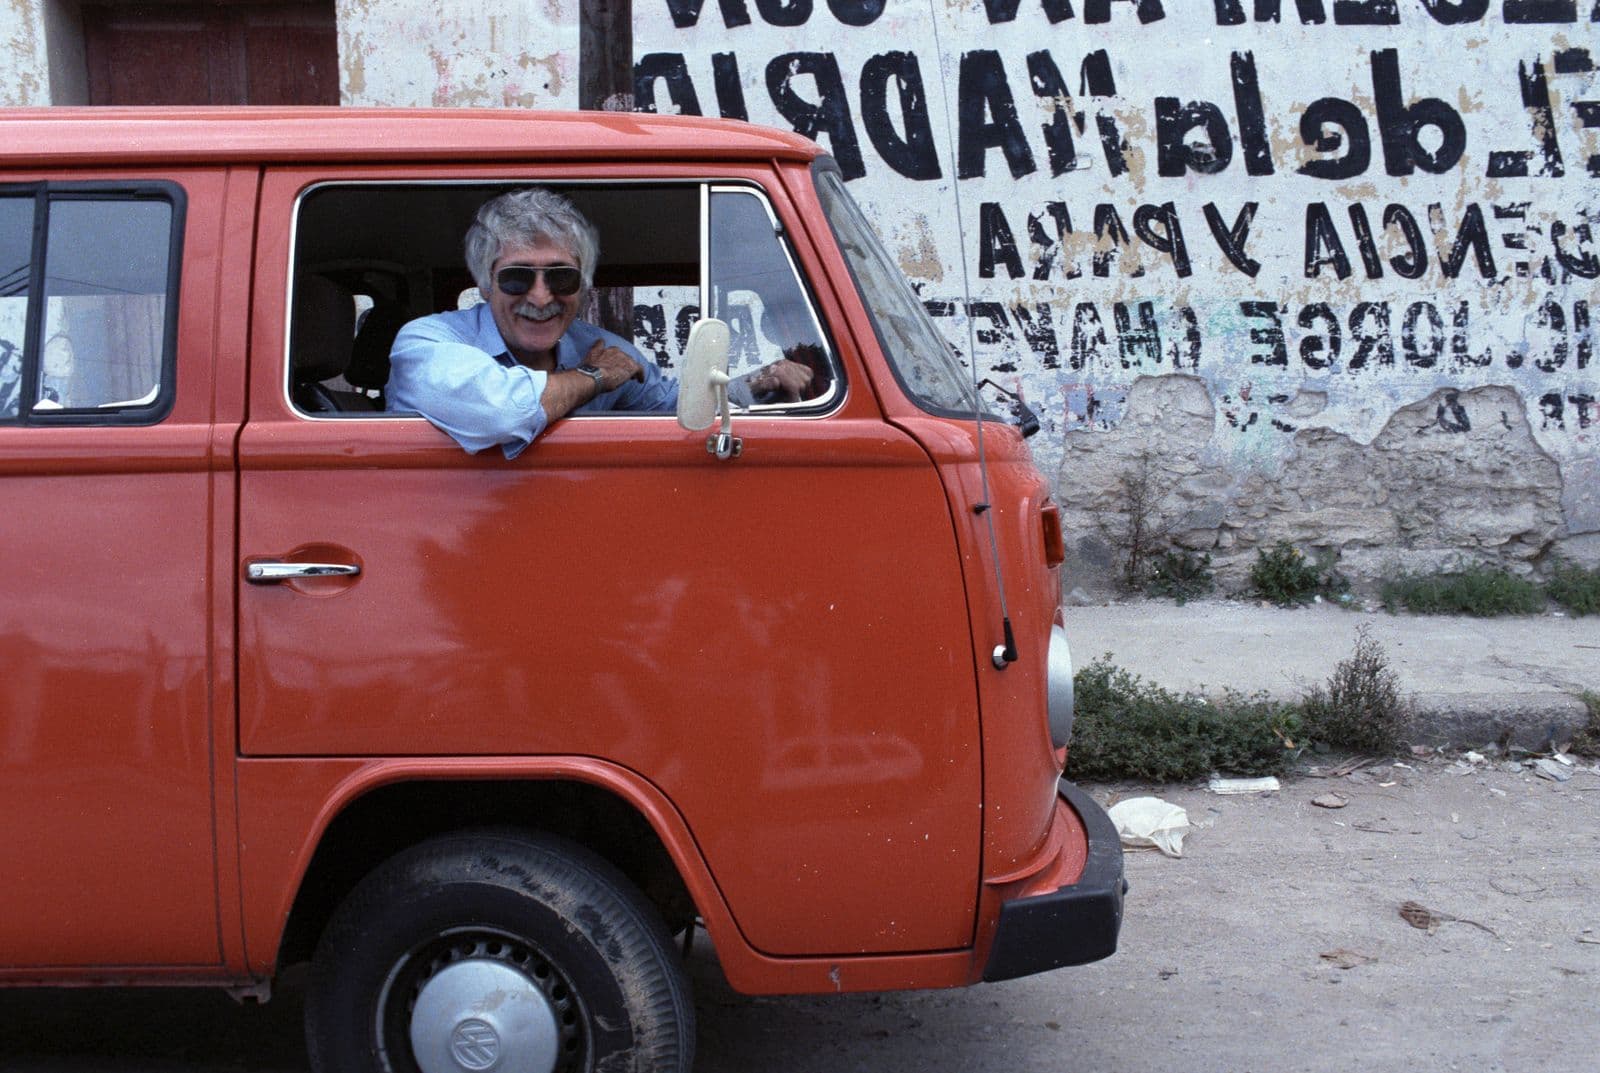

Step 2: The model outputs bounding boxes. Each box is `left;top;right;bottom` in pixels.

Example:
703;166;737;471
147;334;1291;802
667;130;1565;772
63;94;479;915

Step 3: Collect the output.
285;177;845;422
0;180;185;428
809;159;983;422
707;182;844;417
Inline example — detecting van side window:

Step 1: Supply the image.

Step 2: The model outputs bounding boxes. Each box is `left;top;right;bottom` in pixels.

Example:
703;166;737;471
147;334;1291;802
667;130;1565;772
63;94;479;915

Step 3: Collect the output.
0;187;180;424
289;182;841;418
709;188;837;410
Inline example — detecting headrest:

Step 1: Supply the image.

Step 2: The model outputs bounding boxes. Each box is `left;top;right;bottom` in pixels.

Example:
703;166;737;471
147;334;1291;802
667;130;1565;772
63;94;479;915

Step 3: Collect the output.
291;274;355;383
346;300;407;391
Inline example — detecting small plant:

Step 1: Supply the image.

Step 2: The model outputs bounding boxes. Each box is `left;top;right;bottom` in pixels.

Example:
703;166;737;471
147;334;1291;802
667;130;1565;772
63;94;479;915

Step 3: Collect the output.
1104;451;1177;592
1546;561;1600;616
1300;625;1408;754
1250;541;1343;607
1067;658;1301;781
1569;691;1600;758
1379;564;1545;616
1144;550;1214;605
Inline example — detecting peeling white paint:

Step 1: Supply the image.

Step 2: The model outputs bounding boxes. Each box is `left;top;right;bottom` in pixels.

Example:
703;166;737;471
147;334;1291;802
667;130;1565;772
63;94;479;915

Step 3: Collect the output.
337;0;576;109
1;0;52;106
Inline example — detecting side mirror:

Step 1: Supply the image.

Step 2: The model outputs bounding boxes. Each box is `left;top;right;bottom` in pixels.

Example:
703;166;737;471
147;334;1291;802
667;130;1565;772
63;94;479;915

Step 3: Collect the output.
675;318;741;459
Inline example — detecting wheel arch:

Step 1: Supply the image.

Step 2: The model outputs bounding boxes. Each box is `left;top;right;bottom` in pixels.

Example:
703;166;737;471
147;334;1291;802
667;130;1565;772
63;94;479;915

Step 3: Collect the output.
270;764;722;972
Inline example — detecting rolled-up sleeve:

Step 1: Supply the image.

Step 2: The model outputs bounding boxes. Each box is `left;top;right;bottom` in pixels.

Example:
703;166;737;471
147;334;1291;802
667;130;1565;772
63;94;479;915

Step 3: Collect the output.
389;317;549;459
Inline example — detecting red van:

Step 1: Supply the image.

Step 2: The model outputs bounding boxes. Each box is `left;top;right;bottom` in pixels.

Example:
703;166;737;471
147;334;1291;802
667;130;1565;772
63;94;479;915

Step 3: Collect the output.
0;107;1122;1073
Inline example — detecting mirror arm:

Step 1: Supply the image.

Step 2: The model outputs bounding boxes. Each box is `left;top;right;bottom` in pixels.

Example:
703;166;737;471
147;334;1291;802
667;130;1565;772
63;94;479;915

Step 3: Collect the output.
707;369;742;460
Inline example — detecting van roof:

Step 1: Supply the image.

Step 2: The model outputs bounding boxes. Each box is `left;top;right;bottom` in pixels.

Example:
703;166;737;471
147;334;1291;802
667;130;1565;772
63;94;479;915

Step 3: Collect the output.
0;107;825;166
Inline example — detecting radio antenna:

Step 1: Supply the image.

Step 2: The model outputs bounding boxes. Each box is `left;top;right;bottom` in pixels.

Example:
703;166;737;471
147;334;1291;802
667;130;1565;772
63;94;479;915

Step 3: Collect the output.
926;0;1017;669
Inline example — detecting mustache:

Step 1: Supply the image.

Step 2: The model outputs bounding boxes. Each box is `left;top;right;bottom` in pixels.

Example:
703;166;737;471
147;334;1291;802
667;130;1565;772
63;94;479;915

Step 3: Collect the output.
512;300;563;319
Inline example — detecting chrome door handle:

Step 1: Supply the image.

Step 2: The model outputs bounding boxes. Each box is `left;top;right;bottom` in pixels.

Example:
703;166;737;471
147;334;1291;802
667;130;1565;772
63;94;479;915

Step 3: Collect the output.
246;561;361;583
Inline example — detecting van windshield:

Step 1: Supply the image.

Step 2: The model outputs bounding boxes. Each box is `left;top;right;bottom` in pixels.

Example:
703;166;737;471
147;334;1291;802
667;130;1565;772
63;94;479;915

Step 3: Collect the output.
813;168;977;417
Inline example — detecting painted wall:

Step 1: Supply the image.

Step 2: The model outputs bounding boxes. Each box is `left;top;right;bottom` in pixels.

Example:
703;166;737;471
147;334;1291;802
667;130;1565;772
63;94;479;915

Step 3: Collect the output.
338;0;574;108
1;0;53;105
633;0;1600;587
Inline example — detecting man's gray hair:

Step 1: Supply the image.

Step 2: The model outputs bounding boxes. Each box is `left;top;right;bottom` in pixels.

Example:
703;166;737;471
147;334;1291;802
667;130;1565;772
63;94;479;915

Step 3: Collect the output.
464;188;599;296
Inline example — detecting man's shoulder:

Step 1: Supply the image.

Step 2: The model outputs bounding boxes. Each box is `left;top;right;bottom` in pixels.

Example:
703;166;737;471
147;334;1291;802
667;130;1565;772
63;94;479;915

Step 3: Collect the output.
396;304;489;342
564;318;643;360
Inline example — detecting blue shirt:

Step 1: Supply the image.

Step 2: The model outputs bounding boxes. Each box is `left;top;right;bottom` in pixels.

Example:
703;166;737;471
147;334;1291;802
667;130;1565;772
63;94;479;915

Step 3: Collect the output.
388;303;678;459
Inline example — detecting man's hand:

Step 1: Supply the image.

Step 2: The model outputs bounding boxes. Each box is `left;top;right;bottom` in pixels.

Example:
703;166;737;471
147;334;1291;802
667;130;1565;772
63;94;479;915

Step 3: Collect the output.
538;340;645;423
749;359;814;401
584;339;645;392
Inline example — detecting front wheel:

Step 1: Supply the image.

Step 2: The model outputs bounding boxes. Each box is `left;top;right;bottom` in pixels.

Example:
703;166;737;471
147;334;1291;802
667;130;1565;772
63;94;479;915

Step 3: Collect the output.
306;831;694;1073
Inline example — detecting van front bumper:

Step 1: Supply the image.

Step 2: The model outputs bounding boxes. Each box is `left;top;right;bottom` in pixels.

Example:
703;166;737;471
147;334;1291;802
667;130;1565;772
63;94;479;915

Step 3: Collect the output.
981;778;1126;982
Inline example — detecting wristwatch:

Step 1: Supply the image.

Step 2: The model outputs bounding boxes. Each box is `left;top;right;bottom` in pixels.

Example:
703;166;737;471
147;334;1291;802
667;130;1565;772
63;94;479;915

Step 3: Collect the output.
575;363;606;395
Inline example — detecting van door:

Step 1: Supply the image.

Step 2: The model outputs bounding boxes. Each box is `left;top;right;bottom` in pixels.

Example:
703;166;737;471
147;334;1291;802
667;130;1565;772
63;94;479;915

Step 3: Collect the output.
236;169;982;956
0;172;233;968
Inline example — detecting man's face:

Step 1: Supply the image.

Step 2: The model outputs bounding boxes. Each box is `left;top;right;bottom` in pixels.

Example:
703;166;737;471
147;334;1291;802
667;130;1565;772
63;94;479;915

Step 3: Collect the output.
488;238;582;365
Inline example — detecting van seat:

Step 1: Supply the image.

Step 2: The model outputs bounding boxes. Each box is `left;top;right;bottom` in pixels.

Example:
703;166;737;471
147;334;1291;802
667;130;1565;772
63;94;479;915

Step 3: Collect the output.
290;274;379;414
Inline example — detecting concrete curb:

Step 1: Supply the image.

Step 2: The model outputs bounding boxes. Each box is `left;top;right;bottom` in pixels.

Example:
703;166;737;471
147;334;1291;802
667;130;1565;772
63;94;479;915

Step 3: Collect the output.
1059;598;1599;751
1408;691;1592;750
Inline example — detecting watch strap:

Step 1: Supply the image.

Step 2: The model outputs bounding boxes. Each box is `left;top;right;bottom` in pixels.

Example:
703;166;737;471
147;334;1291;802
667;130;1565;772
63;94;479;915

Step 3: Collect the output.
575;363;606;394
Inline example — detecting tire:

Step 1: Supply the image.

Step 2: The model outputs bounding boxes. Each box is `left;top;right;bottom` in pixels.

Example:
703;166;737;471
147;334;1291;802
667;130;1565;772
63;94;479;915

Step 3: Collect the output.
305;830;694;1073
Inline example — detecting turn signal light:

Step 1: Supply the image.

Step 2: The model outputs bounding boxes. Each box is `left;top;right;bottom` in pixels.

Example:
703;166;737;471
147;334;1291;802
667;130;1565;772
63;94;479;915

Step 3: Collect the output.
1041;504;1065;567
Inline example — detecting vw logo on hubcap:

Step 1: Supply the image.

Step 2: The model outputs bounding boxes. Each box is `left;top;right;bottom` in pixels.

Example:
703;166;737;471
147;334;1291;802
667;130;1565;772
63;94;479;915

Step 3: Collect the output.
449;1018;501;1071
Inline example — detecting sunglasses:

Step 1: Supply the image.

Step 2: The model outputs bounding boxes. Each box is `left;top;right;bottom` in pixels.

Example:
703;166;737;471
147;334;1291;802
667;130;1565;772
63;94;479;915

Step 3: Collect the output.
495;264;583;298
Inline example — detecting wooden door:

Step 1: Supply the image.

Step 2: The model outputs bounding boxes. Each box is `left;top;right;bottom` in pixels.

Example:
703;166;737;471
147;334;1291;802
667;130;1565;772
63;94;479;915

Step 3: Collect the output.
83;2;338;106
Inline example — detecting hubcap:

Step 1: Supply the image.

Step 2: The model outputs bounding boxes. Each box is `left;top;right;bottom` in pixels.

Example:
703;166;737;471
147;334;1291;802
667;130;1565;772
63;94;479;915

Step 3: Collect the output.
387;931;584;1073
410;959;555;1072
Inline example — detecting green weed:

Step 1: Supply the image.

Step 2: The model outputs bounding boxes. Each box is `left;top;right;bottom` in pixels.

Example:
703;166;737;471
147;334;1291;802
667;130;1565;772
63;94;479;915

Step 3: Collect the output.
1144;550;1214;605
1379;565;1545;616
1545;561;1600;617
1250;542;1346;607
1066;658;1301;781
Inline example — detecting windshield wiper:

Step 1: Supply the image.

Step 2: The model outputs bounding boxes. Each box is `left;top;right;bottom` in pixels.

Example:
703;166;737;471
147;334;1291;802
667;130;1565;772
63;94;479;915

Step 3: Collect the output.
977;379;1040;438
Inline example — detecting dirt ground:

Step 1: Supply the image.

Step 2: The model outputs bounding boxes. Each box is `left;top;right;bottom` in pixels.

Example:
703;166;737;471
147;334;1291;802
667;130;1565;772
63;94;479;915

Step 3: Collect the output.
690;753;1600;1073
2;757;1598;1073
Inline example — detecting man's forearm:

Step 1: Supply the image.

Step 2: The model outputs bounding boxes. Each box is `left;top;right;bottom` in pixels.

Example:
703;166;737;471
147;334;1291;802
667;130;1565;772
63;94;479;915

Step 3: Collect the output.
539;369;601;422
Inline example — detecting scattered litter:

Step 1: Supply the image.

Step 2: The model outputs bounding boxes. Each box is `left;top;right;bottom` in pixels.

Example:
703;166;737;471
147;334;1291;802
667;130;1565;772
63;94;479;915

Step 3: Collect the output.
1319;948;1375;970
1553;752;1576;767
1107;796;1191;858
1307;756;1376;779
1532;758;1574;782
1410;745;1434;759
1464;751;1486;764
1446;762;1476;776
1379;780;1397;787
1311;792;1349;809
1393;762;1415;770
1487;787;1507;797
1398;900;1500;938
1208;775;1280;795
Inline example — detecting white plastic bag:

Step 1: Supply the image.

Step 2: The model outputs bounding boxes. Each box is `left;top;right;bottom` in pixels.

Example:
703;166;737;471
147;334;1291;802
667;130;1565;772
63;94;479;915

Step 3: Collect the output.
1107;796;1191;858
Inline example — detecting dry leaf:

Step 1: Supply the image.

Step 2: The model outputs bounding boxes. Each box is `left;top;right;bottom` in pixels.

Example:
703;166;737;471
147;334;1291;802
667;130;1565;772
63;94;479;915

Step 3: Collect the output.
1311;793;1349;809
1320;948;1375;969
1399;900;1500;938
1400;900;1442;932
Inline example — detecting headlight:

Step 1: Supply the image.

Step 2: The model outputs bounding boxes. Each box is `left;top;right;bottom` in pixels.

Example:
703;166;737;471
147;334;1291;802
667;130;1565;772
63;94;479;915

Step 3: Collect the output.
1047;624;1075;748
